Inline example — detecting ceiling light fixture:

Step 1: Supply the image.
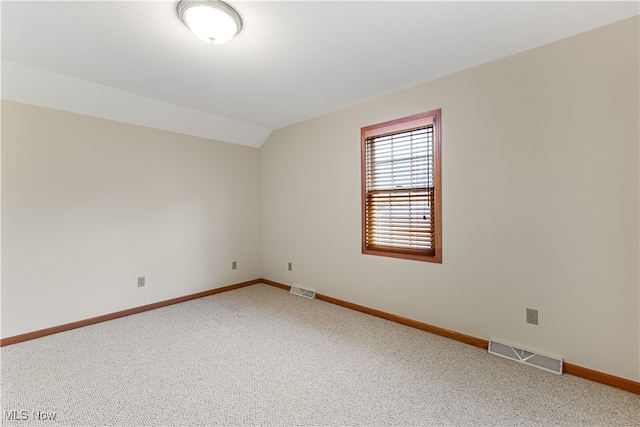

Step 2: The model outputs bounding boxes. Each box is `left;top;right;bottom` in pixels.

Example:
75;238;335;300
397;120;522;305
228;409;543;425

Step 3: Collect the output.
177;0;242;44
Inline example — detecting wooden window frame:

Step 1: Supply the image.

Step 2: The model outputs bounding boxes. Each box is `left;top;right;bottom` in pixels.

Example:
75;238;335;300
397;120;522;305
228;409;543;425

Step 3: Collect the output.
361;109;442;263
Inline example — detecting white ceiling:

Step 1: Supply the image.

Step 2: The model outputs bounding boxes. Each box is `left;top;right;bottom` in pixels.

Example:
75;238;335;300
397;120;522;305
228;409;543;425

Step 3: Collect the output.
2;1;639;147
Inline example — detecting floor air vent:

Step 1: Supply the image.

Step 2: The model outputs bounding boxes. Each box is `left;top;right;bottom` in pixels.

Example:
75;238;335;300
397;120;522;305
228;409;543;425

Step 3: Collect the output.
488;338;562;375
289;285;316;299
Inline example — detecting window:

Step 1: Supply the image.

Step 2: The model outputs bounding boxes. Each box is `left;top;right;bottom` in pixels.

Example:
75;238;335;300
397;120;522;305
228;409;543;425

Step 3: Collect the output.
361;109;441;263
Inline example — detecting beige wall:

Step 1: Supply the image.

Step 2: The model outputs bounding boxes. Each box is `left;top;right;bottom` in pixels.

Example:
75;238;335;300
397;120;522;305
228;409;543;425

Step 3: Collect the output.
260;17;640;381
1;101;261;338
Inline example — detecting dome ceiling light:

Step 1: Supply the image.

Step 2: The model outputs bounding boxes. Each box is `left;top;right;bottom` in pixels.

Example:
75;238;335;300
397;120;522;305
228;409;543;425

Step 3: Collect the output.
177;0;242;44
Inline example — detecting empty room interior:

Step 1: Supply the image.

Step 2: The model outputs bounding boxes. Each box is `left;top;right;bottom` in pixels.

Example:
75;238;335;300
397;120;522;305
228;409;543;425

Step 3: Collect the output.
2;1;640;425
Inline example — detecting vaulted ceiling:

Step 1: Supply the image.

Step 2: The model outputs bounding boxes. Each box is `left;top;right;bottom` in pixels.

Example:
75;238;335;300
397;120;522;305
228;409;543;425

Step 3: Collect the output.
2;1;638;147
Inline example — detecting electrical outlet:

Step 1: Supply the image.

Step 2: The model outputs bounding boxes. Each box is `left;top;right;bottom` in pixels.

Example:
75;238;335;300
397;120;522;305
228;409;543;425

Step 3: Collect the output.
232;261;237;270
137;276;145;288
288;262;292;271
526;308;538;325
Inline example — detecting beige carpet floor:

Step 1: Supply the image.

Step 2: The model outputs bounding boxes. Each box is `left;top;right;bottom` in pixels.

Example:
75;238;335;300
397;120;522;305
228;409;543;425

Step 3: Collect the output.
1;283;639;426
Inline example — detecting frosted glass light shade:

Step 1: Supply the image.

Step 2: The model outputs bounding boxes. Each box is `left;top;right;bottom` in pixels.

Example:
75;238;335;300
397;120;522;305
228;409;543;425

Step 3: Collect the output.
177;0;242;44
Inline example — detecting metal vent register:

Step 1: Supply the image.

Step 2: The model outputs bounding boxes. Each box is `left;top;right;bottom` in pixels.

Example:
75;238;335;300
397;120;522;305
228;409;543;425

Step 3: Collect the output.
489;338;563;375
289;286;316;299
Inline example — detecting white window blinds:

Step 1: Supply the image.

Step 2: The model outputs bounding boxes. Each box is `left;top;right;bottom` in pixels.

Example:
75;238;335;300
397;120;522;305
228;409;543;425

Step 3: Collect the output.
364;125;435;256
